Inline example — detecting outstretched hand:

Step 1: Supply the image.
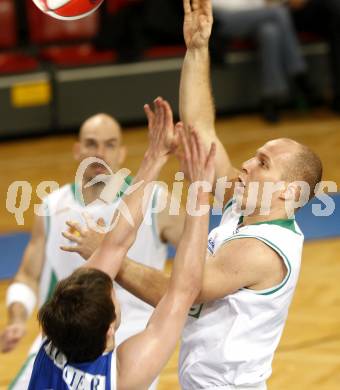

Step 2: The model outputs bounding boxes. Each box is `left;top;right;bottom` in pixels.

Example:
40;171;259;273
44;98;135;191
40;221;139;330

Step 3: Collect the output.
183;0;213;50
178;123;216;186
144;97;179;163
60;214;106;260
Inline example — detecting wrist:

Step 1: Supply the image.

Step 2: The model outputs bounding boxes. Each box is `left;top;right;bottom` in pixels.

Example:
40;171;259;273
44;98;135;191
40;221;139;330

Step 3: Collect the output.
197;190;210;206
8;303;29;325
143;150;167;170
6;283;36;319
186;47;210;60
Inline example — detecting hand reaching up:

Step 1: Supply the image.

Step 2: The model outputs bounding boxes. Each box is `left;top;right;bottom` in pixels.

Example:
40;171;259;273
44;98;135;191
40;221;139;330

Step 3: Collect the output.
144;97;179;163
178;123;216;187
183;0;213;50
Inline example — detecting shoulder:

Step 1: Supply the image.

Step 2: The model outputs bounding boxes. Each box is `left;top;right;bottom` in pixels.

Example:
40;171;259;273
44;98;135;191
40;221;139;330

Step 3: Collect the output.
213;236;284;289
216;237;281;271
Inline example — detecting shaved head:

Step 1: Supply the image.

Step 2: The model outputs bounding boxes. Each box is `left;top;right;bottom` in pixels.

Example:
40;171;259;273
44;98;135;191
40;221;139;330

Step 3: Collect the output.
74;113;126;179
277;138;323;200
79;113;122;142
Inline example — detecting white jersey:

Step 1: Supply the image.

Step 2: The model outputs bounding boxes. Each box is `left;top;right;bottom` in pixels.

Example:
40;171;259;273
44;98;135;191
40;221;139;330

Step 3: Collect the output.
39;181;168;346
179;199;304;389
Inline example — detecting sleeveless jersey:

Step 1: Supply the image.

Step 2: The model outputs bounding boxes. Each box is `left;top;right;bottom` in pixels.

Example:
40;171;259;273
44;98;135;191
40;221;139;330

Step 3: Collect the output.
29;339;116;390
39;182;168;346
179;199;304;389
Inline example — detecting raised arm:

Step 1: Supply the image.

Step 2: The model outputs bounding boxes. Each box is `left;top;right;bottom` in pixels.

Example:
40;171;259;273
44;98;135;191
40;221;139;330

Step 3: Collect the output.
84;98;178;279
117;128;216;390
180;0;238;197
1;213;45;353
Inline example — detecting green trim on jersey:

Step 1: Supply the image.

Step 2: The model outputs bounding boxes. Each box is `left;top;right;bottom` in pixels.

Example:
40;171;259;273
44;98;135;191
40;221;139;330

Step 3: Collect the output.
70;176;133;205
9;353;36;389
222;197;301;235
221;234;292;296
223;198;235;213
46;270;58;302
249;218;301;235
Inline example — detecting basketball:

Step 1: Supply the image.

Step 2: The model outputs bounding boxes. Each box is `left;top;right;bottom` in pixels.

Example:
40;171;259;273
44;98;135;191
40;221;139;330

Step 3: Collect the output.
32;0;104;20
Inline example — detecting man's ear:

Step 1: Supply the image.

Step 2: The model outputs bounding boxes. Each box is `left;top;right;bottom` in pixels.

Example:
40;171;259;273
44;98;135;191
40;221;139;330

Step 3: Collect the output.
73;142;81;161
107;323;115;338
118;145;127;165
280;183;296;201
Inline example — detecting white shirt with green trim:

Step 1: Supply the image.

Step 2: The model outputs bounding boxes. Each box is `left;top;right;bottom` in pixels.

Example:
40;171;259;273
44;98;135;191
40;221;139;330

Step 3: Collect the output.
39;182;167;346
179;200;304;389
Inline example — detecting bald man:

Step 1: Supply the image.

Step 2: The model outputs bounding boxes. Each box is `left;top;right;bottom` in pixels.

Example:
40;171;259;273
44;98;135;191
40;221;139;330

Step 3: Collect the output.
1;111;185;390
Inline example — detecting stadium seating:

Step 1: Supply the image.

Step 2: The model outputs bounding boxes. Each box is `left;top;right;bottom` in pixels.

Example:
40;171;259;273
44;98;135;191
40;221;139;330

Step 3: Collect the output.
26;0;116;67
0;0;39;74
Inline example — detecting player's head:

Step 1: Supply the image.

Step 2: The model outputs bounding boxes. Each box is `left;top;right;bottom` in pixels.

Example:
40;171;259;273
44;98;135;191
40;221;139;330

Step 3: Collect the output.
73;113;127;181
237;138;323;215
38;268;118;363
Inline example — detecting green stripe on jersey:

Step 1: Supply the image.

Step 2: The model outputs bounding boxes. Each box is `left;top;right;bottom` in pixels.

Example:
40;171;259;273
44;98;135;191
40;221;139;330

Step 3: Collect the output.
250;218;301;235
46;270;58;302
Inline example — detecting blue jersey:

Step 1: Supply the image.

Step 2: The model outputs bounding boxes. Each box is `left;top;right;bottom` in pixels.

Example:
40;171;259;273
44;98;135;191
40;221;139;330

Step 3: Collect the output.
28;340;117;390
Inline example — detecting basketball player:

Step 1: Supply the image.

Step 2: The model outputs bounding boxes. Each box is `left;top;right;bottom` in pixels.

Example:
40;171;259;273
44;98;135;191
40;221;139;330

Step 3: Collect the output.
65;1;323;389
1;99;185;389
28;100;216;390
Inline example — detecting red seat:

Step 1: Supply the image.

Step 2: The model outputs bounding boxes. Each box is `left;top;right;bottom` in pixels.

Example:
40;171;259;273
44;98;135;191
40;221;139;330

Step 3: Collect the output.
26;0;115;67
0;52;39;74
0;0;17;49
144;45;186;60
0;1;39;74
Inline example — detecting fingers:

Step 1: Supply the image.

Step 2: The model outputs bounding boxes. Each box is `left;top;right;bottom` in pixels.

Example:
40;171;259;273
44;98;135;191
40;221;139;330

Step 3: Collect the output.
183;0;191;14
66;220;86;236
60;245;81;253
206;142;217;170
163;99;174;132
189;126;199;168
144;104;155;130
178;124;193;180
62;230;82;244
191;127;206;166
192;0;199;11
202;0;213;20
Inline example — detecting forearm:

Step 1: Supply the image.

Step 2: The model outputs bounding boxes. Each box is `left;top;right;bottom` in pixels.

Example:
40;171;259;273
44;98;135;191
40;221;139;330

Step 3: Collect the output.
86;154;165;277
116;258;169;308
7;275;38;324
169;192;210;298
180;48;215;133
107;153;165;248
